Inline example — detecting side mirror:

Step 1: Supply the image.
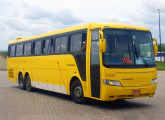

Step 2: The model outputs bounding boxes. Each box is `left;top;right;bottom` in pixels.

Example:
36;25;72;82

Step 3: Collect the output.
152;38;158;56
99;31;106;53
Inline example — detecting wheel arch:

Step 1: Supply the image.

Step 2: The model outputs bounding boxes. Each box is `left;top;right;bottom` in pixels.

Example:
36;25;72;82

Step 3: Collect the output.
24;72;30;80
69;76;82;95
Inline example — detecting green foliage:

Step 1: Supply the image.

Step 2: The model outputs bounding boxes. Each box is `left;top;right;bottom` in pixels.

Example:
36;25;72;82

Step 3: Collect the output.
156;61;165;70
158;44;165;52
0;51;8;57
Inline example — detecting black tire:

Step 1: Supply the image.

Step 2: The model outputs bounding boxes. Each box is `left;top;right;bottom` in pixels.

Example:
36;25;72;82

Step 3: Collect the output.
19;74;26;90
71;80;87;104
26;75;33;92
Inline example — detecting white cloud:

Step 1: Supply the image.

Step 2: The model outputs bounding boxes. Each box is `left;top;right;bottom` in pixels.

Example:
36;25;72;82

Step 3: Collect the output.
0;0;165;50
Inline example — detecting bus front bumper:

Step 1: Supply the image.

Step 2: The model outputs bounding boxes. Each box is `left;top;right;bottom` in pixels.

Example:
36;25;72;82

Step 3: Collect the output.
100;83;157;101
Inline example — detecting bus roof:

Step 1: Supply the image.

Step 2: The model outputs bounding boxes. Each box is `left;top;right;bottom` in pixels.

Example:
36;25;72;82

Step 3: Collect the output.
9;22;150;44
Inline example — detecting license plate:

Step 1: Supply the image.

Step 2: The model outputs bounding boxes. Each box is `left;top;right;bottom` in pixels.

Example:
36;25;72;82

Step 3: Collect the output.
132;90;141;94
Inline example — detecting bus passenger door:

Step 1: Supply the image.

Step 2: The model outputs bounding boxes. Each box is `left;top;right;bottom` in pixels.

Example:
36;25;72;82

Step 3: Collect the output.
90;30;100;98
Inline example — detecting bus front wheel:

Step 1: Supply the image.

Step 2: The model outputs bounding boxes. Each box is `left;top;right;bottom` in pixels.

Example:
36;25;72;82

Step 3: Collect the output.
71;80;87;104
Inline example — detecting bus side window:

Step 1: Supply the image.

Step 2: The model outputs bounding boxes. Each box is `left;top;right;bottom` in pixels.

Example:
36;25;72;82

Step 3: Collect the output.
82;33;87;52
70;34;82;52
10;45;16;57
16;44;19;56
43;39;51;54
50;39;54;53
34;41;42;55
24;42;31;56
42;40;46;54
16;44;23;56
55;37;61;53
46;39;51;54
20;44;23;56
60;36;68;53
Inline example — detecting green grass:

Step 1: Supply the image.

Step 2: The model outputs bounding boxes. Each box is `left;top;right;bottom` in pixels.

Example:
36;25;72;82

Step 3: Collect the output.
156;61;165;70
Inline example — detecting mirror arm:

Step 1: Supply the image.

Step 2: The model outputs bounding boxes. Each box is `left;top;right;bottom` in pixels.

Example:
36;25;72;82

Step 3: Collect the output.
152;38;158;56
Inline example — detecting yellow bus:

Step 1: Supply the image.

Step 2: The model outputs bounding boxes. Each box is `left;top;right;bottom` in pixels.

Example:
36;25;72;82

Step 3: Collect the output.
7;22;158;103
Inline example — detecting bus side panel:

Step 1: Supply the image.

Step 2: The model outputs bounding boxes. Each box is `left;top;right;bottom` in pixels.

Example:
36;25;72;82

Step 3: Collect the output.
37;56;52;90
52;55;65;93
59;54;88;97
59;55;77;95
31;56;50;90
30;54;87;96
7;57;18;83
23;56;32;80
31;56;41;88
18;57;25;78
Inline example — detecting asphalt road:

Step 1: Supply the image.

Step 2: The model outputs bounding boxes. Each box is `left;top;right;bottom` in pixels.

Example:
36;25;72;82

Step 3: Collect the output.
0;71;165;120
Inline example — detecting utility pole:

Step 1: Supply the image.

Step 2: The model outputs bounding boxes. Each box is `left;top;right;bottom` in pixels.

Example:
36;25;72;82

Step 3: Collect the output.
158;9;162;62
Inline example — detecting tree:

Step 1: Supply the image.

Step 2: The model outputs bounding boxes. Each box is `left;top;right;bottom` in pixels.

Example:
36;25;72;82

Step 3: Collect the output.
158;45;165;52
0;51;8;57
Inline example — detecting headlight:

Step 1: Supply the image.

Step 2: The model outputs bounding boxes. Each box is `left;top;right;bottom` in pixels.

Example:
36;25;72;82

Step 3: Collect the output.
150;78;157;84
103;80;122;86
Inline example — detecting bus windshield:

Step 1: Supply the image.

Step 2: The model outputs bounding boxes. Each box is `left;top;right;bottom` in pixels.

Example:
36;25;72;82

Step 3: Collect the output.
103;29;156;67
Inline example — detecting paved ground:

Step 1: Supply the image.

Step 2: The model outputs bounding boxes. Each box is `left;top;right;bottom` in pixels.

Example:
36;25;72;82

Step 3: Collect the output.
0;71;165;120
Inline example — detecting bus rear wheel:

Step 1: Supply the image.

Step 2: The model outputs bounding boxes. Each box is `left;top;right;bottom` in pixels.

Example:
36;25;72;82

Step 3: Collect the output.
19;74;26;90
71;80;87;104
26;75;33;92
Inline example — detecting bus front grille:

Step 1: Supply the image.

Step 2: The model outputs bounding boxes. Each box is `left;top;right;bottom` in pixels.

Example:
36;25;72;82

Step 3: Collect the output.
117;93;150;99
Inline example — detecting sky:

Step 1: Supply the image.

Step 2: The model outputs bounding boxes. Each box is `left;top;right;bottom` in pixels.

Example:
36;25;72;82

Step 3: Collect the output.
0;0;165;50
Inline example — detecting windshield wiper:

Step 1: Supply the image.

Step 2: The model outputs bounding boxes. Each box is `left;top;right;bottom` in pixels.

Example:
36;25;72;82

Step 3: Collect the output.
133;44;139;59
134;44;148;66
127;43;132;57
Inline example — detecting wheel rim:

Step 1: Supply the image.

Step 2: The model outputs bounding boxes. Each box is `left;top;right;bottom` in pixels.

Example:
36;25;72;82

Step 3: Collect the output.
26;76;31;88
19;75;23;88
74;86;83;98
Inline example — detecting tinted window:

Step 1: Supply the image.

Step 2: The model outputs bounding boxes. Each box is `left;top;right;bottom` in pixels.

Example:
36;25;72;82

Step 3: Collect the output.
16;44;23;56
92;30;99;40
133;32;155;65
55;38;60;53
16;45;19;56
24;42;31;56
70;33;87;52
43;39;51;54
82;33;87;51
102;29;155;66
34;41;41;55
71;34;82;52
91;30;100;65
103;30;134;65
61;36;68;53
10;45;16;56
50;39;54;53
20;44;23;56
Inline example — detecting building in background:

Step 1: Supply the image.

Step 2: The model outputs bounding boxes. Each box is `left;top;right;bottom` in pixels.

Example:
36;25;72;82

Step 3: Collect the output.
0;54;7;70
